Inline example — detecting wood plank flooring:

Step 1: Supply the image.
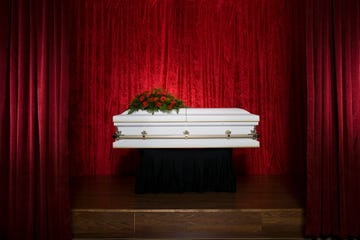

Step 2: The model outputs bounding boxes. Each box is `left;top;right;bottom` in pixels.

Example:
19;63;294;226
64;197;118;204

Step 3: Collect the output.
71;175;305;239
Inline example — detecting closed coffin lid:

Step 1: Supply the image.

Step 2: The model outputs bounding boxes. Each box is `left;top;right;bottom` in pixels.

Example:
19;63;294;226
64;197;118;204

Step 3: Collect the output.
113;108;259;123
186;108;259;122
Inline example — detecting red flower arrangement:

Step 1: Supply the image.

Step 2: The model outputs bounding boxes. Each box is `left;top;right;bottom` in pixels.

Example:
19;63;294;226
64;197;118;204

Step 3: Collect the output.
128;88;186;114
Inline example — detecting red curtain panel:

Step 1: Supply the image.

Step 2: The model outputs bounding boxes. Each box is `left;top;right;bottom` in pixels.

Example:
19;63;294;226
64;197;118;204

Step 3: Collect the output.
306;0;360;237
68;0;306;176
0;0;11;238
0;0;72;239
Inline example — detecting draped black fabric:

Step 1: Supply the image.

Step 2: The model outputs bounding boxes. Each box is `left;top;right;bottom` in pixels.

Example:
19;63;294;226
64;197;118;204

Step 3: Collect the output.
135;149;236;193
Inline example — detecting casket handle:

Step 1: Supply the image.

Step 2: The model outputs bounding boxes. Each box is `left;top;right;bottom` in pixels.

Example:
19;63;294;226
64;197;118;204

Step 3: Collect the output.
183;130;190;138
141;130;147;138
250;128;259;140
112;130;123;141
225;130;231;138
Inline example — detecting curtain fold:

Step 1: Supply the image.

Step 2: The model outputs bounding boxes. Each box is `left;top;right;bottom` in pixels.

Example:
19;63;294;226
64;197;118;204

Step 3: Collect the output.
0;0;72;239
0;0;11;239
306;0;360;237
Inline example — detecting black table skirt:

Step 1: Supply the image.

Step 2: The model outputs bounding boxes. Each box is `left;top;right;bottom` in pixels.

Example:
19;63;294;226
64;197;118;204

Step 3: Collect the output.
135;148;236;193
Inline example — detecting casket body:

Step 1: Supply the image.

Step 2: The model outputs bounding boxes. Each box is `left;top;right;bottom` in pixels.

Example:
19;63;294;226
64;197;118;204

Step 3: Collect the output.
113;108;259;148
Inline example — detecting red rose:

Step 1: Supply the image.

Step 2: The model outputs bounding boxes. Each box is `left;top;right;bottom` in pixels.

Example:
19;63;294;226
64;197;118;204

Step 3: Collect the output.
168;102;175;110
160;96;166;102
139;95;145;102
142;101;148;107
156;102;162;108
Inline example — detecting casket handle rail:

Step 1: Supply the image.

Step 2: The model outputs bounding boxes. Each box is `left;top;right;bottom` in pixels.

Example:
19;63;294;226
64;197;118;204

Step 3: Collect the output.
112;127;259;140
141;130;147;138
251;127;259;140
183;130;190;138
225;130;231;138
112;130;123;141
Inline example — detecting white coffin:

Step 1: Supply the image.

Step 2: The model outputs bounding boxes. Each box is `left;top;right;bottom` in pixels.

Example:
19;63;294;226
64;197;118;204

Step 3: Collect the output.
112;108;260;148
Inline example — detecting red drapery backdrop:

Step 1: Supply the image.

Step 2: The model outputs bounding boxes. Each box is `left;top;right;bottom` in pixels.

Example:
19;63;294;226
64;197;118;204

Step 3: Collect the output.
306;0;360;237
68;0;306;176
2;0;359;238
0;0;72;239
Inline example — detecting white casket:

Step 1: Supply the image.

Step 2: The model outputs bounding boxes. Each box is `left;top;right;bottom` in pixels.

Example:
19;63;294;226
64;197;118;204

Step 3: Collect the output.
112;108;259;148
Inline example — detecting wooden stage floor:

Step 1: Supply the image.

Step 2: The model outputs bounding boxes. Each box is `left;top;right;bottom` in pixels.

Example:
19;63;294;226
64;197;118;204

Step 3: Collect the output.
71;175;305;239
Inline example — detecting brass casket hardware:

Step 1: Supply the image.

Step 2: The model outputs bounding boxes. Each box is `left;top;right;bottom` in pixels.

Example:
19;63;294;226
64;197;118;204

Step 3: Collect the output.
183;130;190;138
225;130;231;138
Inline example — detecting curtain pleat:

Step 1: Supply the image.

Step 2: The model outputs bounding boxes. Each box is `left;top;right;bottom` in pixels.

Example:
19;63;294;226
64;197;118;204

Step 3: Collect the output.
0;0;72;239
306;0;360;237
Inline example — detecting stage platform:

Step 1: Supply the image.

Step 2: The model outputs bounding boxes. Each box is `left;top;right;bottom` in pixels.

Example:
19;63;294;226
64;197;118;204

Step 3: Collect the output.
71;175;305;239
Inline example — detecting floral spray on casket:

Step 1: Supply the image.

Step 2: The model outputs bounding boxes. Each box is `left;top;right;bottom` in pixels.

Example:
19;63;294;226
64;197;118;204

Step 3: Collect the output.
128;88;186;114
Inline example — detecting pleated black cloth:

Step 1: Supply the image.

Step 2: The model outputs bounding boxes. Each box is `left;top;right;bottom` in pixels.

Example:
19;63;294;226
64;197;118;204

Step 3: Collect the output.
135;148;236;193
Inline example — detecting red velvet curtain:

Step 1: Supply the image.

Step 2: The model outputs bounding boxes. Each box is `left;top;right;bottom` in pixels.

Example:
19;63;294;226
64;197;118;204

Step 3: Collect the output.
69;0;306;176
1;0;359;238
0;0;72;239
0;0;11;238
306;0;360;237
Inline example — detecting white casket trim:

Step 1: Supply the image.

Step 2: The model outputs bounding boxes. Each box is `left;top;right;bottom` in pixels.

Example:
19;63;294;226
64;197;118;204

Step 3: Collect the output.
112;108;260;148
